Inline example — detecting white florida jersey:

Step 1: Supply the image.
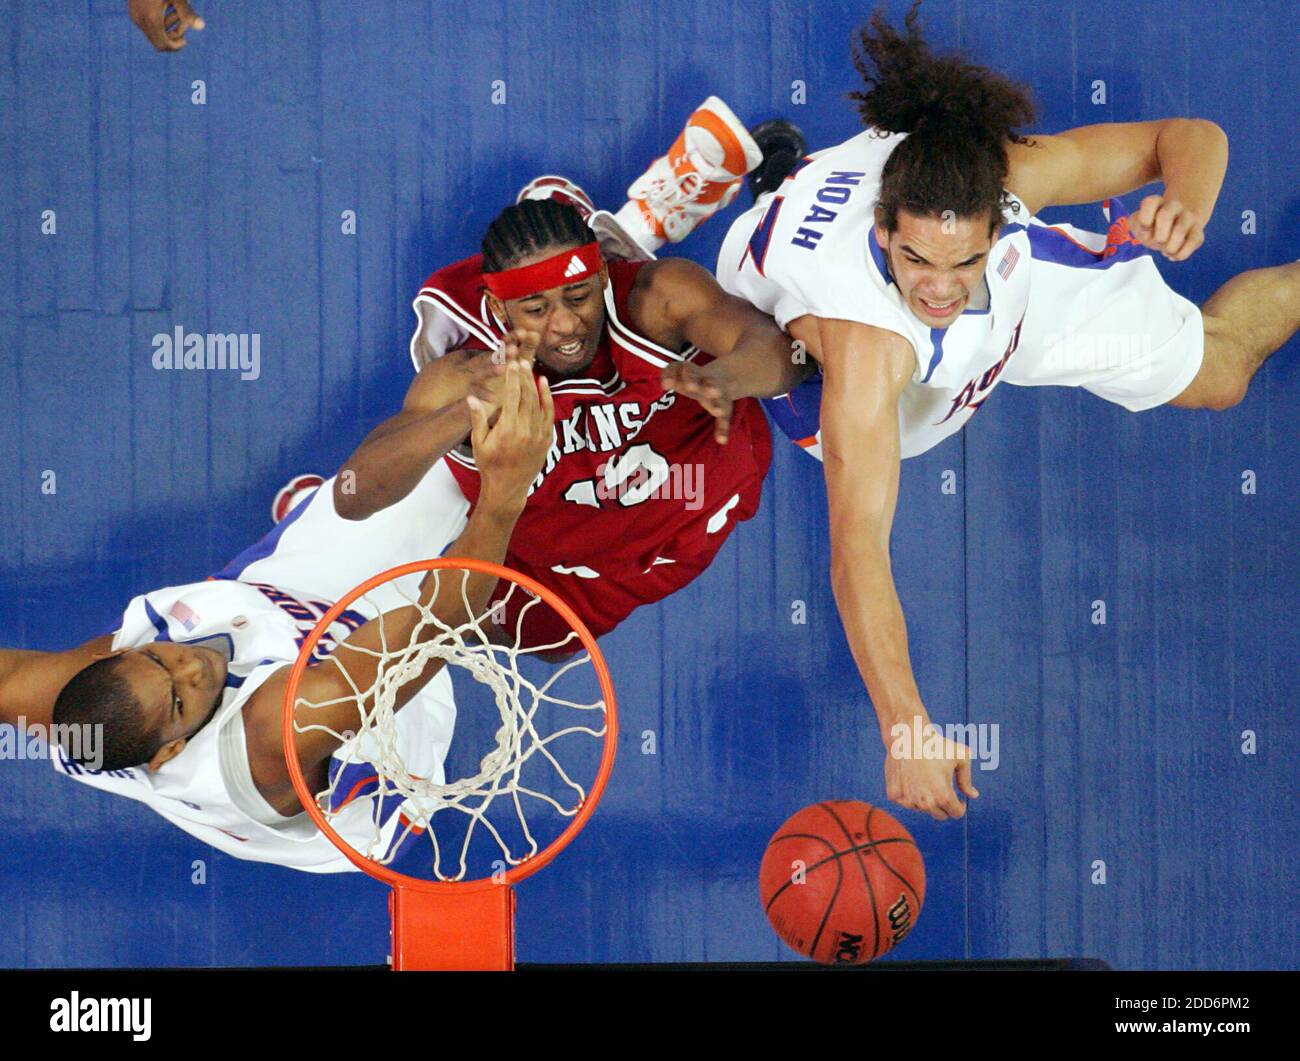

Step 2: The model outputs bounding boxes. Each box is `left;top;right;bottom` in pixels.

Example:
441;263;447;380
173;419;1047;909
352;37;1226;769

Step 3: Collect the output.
52;576;454;873
717;128;1033;458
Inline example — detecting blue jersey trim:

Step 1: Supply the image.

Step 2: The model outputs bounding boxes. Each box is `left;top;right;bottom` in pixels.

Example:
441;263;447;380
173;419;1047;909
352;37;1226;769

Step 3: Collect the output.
1026;196;1148;269
144;601;173;642
867;229;893;285
921;329;946;384
747;196;784;276
1027;223;1150;269
212;485;319;581
762;374;823;446
785;157;814;183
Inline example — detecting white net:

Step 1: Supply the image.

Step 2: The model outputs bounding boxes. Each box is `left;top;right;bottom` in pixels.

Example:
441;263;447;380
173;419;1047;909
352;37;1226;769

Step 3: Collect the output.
291;567;611;882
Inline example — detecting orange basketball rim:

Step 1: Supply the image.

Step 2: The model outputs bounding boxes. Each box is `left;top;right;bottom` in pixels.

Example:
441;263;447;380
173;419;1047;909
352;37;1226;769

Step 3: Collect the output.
280;557;618;971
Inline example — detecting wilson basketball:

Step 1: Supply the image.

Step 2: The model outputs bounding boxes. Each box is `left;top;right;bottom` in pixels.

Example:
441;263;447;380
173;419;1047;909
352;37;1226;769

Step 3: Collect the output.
758;800;925;964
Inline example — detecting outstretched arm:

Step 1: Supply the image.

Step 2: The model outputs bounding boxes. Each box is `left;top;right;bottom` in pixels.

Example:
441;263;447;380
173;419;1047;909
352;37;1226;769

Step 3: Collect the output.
801;315;979;821
0;638;115;731
334;335;534;520
1007;118;1228;260
637;257;814;443
247;361;555;814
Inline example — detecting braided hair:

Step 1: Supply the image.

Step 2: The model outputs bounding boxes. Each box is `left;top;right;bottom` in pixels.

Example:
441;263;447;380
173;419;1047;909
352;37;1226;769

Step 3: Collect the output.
849;1;1037;234
481;199;595;273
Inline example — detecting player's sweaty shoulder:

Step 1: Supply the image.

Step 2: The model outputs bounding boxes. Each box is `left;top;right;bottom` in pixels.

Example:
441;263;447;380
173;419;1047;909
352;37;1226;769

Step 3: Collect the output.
626;257;720;345
403;347;494;414
788;315;916;394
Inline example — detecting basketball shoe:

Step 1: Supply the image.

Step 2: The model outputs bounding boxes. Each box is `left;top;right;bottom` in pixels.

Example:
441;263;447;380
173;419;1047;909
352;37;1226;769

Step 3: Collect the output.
745;119;807;202
271;473;324;524
617;96;762;249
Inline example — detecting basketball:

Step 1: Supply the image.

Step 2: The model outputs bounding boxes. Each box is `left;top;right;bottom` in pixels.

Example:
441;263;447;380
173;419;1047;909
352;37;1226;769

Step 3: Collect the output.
758;800;925;964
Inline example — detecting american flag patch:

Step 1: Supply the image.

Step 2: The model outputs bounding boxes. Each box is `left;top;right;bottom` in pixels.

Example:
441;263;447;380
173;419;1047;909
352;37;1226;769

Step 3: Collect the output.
997;244;1020;280
169;600;198;632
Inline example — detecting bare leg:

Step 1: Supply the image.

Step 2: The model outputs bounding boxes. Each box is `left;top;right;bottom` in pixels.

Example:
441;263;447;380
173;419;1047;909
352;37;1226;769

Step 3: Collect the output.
1169;261;1300;409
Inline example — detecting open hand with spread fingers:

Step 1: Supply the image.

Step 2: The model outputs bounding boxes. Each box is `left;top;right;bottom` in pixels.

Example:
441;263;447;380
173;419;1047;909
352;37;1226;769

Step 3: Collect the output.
471;327;543;425
467;359;555;515
660;361;735;444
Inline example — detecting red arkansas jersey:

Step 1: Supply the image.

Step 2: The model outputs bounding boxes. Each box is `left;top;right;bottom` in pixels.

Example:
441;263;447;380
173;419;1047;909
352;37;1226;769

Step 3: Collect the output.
414;255;772;647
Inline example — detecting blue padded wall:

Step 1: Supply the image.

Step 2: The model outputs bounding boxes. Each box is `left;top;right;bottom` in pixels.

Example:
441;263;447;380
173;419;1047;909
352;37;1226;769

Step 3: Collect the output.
0;0;1294;968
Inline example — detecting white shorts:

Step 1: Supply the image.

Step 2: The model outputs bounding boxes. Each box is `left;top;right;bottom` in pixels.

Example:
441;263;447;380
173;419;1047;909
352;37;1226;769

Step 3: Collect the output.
217;461;472;605
1004;214;1205;411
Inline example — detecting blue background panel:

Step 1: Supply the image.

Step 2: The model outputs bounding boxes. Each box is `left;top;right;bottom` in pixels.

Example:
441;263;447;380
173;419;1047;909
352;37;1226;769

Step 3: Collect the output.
0;0;1295;968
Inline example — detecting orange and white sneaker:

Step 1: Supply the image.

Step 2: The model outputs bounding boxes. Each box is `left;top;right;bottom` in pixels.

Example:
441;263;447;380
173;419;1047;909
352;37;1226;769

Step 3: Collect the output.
618;96;762;248
515;175;596;222
271;473;324;524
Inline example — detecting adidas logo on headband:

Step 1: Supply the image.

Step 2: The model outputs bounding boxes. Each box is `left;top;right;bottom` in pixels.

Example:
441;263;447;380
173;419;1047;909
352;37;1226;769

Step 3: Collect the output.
483;241;604;301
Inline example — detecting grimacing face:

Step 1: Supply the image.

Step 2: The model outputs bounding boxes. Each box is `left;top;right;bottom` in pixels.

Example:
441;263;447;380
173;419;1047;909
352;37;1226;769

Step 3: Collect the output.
874;208;998;329
488;245;609;377
113;642;228;765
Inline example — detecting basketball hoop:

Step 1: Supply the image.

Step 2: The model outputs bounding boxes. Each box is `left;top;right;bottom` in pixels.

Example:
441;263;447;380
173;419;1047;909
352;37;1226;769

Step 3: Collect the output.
280;557;617;970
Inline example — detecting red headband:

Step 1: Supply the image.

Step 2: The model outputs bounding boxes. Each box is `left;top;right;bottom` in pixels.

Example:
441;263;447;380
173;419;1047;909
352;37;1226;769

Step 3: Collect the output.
482;242;604;301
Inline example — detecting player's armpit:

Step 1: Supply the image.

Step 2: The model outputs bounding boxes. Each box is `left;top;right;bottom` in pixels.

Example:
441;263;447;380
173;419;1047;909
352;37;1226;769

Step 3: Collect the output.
630;257;721;350
241;649;453;817
238;666;301;814
241;606;459;815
